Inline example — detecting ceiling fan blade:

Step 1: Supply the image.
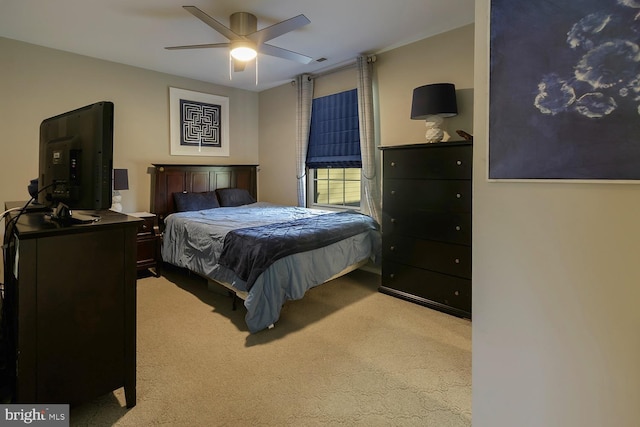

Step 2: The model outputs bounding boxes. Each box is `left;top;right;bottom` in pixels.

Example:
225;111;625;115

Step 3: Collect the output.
260;43;313;64
248;14;310;45
165;43;230;50
183;5;240;41
233;61;246;72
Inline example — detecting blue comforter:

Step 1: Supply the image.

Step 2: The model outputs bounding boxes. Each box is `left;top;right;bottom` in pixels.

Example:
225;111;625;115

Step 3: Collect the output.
219;211;379;290
162;203;381;332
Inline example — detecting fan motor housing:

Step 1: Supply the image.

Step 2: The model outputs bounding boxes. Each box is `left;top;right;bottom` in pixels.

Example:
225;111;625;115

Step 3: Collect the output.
230;12;257;35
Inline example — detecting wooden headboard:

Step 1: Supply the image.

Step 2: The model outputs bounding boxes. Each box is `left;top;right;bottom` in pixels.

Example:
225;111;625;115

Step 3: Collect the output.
150;164;258;225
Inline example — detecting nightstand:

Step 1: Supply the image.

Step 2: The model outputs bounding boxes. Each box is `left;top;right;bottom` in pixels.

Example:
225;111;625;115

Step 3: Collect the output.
128;212;161;277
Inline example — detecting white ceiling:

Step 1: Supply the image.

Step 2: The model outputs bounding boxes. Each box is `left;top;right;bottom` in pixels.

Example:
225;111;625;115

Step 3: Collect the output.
0;0;474;92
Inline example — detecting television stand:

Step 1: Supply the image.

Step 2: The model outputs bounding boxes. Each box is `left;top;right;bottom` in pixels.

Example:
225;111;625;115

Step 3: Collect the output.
3;203;141;407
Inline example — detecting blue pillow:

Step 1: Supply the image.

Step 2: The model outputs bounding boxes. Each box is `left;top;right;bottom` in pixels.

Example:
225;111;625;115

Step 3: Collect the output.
173;191;220;212
215;188;256;207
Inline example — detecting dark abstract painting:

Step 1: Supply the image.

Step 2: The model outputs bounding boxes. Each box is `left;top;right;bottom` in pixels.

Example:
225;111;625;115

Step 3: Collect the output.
169;87;229;156
489;0;640;180
179;99;222;148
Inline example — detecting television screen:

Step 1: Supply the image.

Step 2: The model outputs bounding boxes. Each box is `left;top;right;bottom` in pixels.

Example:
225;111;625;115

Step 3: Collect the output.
38;101;114;213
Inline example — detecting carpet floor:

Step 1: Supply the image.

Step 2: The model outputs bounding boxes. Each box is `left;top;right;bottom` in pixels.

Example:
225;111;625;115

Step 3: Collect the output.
69;266;471;426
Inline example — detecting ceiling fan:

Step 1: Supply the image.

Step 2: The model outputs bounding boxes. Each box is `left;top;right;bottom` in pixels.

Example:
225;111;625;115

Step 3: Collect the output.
165;6;313;72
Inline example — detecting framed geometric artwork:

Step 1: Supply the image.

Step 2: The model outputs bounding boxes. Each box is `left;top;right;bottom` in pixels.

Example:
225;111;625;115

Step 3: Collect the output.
169;87;229;156
489;0;640;181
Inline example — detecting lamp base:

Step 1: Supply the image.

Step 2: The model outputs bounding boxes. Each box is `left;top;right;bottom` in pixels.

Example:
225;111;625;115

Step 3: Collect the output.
111;192;123;212
424;115;444;143
425;128;444;143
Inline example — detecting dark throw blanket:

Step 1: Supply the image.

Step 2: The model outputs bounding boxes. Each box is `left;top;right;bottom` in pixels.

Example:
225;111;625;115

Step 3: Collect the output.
218;211;379;290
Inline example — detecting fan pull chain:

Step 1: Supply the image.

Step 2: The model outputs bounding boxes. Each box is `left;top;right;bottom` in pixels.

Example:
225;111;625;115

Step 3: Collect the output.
255;55;258;86
229;53;233;80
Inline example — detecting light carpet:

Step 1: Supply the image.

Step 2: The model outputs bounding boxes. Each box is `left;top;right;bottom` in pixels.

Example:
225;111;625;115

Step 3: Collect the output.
70;266;471;426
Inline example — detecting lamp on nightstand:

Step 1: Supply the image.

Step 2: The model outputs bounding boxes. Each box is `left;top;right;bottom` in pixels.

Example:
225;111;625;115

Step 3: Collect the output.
111;168;129;212
410;83;458;143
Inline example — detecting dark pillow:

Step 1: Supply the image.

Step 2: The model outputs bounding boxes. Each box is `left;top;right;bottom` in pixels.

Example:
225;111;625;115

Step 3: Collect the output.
215;188;256;207
173;191;220;212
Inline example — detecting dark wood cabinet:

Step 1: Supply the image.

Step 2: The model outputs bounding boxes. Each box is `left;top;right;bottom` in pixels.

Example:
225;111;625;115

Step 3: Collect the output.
3;205;140;407
129;212;161;276
379;142;472;318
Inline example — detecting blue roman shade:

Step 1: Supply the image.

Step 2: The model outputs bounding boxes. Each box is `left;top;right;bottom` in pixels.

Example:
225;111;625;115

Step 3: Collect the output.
306;89;361;168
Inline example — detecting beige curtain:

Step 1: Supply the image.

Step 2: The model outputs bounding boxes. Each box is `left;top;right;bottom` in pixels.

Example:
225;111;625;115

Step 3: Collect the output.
356;55;381;223
295;74;314;207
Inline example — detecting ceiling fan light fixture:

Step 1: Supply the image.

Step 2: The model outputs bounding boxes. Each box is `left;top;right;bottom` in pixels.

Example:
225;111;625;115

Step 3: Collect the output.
230;41;257;61
166;7;312;70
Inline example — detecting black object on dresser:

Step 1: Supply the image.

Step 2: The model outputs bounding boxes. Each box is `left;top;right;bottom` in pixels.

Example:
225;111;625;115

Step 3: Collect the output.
379;142;472;318
3;203;140;407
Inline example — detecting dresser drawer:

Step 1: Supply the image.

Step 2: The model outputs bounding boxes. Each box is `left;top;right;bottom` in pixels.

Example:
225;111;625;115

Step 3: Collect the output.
383;178;471;213
384;144;472;180
383;211;471;245
129;213;160;277
137;235;158;267
137;216;156;237
383;237;471;279
381;260;471;315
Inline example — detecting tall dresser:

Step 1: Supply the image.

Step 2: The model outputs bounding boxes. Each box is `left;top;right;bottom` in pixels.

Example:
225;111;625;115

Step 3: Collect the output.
379;142;472;318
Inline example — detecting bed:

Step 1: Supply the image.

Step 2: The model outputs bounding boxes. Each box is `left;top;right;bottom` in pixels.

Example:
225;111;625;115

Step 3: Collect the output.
150;164;381;333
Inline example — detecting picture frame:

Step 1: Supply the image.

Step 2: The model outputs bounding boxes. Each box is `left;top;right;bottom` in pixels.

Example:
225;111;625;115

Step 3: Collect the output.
169;87;229;156
489;0;640;181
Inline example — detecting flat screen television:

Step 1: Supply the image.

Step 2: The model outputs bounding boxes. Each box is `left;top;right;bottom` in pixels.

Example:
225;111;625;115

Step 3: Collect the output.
38;101;114;222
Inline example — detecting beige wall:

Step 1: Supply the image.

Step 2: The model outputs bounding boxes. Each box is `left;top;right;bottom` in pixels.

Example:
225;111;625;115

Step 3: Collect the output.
377;24;474;146
257;83;297;205
258;24;475;205
473;1;640;426
0;37;259;214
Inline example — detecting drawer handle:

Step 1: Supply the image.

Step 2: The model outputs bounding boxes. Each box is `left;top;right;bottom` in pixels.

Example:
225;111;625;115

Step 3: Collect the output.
455;225;461;231
390;246;395;251
390;161;396;167
456;160;462;166
454;290;459;296
390;218;396;223
454;258;460;264
390;190;396;195
456;193;462;199
142;224;148;230
389;273;395;279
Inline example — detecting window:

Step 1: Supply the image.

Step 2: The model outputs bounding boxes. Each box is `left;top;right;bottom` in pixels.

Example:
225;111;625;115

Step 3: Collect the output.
310;168;361;208
306;89;361;209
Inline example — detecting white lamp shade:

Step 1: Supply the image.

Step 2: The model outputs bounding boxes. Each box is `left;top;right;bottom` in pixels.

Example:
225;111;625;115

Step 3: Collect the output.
230;41;257;61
